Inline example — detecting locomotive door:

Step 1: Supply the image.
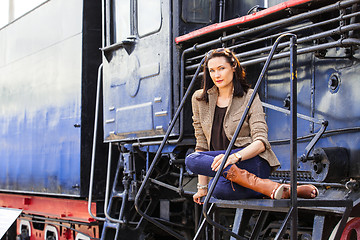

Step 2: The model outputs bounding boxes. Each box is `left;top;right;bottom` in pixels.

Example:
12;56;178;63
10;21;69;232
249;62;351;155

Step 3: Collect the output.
102;0;173;141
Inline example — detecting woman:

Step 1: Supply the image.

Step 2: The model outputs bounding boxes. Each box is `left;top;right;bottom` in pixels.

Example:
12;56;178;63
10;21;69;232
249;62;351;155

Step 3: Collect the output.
185;48;318;204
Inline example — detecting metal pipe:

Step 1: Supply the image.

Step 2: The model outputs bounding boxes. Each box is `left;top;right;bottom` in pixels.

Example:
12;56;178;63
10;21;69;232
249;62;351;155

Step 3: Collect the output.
240;38;360;67
134;57;206;240
184;10;360;63
185;22;360;72
289;35;298;240
180;0;359;57
262;102;324;124
270;126;360;145
201;33;296;240
300;122;328;162
334;204;354;240
274;207;293;239
231;11;360;52
264;0;268;9
103;143;126;224
101;0;105;49
349;3;359;37
105;0;111;46
131;138;195;147
87;64;105;222
184;35;359;78
21;213;95;226
193;204;216;240
219;0;224;22
236;23;360;59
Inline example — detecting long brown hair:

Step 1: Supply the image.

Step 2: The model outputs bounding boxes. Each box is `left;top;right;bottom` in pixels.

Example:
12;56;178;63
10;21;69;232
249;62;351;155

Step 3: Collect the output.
197;48;249;102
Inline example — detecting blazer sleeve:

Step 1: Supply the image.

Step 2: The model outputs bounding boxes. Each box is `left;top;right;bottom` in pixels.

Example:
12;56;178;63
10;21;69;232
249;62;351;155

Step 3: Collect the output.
248;93;272;150
191;92;209;151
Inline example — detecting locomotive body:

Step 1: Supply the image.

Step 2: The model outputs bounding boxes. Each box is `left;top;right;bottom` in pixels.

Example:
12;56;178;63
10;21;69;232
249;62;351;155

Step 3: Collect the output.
0;0;106;238
1;0;360;239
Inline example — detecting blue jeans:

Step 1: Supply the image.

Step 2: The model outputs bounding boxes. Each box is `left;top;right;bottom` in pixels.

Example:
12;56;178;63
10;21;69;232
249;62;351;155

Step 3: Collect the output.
185;149;271;200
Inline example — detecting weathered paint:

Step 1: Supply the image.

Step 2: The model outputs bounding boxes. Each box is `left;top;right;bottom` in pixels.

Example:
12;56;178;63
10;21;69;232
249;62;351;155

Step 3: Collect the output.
0;0;83;195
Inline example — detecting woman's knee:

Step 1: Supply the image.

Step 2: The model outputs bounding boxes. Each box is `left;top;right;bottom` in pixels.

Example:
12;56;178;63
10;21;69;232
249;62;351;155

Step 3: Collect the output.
185;152;201;172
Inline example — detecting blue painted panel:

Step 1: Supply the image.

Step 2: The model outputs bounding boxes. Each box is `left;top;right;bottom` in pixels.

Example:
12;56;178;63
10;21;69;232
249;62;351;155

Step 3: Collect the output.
0;0;83;195
265;47;360;174
103;1;174;141
116;102;153;133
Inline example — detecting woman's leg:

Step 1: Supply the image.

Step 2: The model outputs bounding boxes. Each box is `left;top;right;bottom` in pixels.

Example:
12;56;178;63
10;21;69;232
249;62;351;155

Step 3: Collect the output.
185;150;225;177
211;156;271;200
185;150;271;200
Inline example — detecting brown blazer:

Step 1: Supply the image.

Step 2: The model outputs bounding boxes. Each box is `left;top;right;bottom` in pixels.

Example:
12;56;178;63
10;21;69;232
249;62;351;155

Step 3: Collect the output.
191;86;280;169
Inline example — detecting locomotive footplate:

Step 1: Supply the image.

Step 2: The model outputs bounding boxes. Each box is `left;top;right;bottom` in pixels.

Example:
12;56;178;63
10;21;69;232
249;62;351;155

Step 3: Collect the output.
206;198;353;240
211;198;352;214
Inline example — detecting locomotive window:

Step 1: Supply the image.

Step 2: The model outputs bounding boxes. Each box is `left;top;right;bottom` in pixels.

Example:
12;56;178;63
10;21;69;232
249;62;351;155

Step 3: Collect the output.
137;0;161;37
182;0;212;23
112;0;131;43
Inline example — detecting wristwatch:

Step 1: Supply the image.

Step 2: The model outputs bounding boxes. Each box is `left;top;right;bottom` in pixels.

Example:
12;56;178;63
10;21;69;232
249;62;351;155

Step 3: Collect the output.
234;152;242;161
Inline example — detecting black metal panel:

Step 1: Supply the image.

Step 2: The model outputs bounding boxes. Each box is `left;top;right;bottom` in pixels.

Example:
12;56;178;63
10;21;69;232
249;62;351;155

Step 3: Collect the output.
225;0;265;20
80;0;108;198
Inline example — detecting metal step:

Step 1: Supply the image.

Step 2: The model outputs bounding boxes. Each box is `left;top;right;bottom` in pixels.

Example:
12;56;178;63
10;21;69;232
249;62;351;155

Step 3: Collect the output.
209;198;353;240
211;198;352;214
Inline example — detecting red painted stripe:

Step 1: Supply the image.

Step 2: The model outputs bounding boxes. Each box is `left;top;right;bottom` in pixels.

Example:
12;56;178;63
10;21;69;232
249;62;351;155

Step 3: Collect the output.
0;193;96;223
175;0;313;44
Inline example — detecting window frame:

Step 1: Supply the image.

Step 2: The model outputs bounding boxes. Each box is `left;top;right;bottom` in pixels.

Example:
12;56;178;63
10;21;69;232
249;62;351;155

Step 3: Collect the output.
137;0;162;38
103;0;163;51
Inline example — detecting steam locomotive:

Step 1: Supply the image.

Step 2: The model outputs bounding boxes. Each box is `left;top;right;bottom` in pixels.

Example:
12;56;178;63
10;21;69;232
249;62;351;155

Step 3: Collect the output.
1;0;359;239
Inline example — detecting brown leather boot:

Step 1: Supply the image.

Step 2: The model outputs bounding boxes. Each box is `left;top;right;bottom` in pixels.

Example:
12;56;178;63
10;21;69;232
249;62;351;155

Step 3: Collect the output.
225;165;318;199
225;165;285;199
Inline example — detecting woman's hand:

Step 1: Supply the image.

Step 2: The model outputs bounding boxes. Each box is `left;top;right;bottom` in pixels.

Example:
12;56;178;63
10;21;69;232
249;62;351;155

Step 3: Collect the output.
211;153;238;172
193;189;208;204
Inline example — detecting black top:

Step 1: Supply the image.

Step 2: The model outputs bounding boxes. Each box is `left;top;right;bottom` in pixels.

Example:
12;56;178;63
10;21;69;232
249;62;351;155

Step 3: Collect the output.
210;106;230;151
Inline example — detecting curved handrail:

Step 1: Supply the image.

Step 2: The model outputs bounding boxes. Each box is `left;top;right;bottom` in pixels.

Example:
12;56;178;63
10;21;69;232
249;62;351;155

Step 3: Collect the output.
200;33;298;240
133;57;206;240
103;143;127;224
87;63;106;222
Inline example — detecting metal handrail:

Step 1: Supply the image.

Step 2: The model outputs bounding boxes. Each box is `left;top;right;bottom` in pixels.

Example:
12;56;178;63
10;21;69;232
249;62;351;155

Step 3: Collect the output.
179;0;358;63
185;22;360;72
133;57;206;240
198;33;298;240
88;66;130;225
184;10;360;64
87;63;106;222
103;143;127;224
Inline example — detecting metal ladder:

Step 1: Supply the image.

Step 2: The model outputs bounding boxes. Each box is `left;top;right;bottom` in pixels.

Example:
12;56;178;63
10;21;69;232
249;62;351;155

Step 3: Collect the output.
86;64;144;239
195;33;353;240
88;33;353;239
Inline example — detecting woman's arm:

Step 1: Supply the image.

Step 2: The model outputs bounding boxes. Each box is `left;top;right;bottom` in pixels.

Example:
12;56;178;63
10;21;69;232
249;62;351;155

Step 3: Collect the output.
212;93;269;171
191;92;210;203
192;92;208;151
193;174;209;205
211;140;265;171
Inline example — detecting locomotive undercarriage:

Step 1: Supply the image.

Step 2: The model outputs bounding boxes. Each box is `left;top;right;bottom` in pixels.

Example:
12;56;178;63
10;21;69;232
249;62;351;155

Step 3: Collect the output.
98;143;358;240
99;144;196;239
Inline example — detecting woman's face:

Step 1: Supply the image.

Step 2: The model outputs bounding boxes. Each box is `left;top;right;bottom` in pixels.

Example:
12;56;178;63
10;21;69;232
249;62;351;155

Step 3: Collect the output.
207;56;234;91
